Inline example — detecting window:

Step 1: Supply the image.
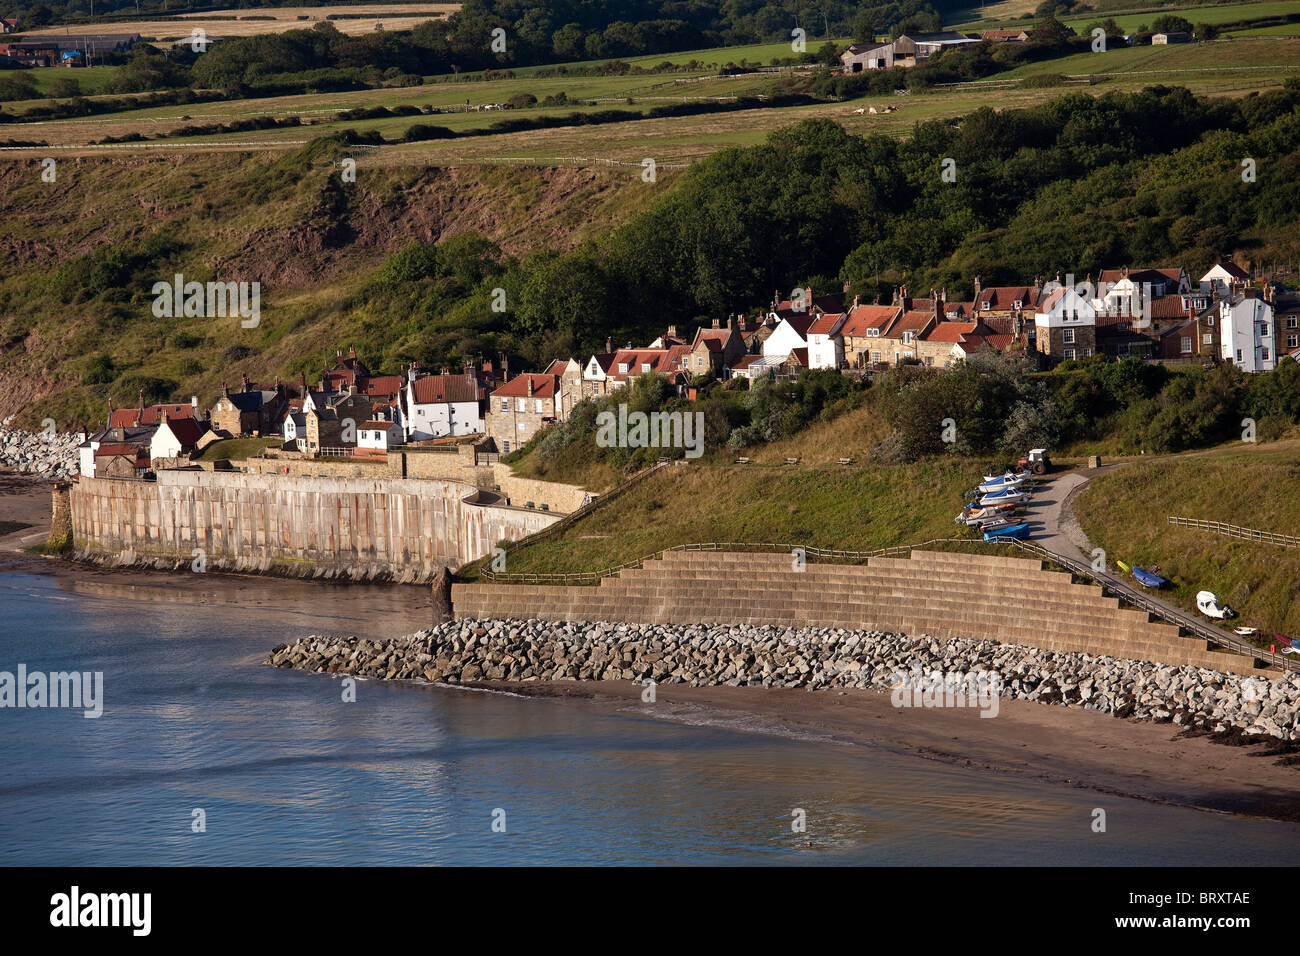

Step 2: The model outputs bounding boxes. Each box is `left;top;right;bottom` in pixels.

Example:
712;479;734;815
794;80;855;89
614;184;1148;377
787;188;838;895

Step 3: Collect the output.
866;328;880;337
1063;348;1075;360
1288;335;1297;349
534;399;543;414
618;363;628;374
1082;348;1092;358
518;422;527;432
1063;329;1075;344
1013;300;1022;309
500;399;508;412
641;363;651;373
1206;315;1214;327
872;351;881;363
1203;333;1212;345
902;331;914;345
1237;349;1244;362
503;440;510;453
1181;336;1192;354
1262;348;1270;361
1261;324;1270;338
516;398;525;412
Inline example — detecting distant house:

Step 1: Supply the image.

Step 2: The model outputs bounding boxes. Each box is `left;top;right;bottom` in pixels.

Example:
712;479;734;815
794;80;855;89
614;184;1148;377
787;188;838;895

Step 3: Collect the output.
762;313;817;360
1152;32;1191;44
838;300;901;368
150;412;207;462
582;350;617;399
209;377;285;437
109;393;204;430
0;42;59;66
404;369;484;441
79;425;155;478
357;412;404;452
542;358;584;421
604;346;690;391
1220;293;1275;372
917;318;1014;367
1199;260;1250;295
980;29;1030;42
486;373;561;454
841;42;893;73
889;32;981;67
686;319;747;378
1034;286;1096;361
1;18;20;33
806;311;847;370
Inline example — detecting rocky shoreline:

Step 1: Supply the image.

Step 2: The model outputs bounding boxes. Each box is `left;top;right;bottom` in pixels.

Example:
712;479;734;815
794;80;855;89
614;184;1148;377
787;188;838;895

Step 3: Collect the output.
0;420;80;481
267;618;1300;742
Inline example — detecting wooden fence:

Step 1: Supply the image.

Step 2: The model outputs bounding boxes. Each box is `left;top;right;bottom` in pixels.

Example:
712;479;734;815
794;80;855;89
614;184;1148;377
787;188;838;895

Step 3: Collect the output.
1168;516;1300;550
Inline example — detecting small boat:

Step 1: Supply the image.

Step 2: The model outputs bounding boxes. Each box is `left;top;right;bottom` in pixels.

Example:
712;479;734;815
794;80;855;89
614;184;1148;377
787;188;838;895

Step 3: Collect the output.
1115;559;1132;574
978;474;1027;493
984;522;1030;542
982;468;1030;484
976;517;1017;533
1233;626;1258;636
1196;590;1236;620
1277;635;1300;655
957;505;1021;525
978;489;1028;506
1131;566;1168;589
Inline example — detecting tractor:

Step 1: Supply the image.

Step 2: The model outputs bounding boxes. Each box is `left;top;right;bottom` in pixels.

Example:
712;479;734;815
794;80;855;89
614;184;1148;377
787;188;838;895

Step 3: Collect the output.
1018;448;1052;475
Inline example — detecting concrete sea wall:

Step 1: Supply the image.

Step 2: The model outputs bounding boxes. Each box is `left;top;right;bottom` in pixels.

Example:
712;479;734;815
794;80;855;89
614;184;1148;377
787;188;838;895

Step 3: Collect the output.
69;470;561;582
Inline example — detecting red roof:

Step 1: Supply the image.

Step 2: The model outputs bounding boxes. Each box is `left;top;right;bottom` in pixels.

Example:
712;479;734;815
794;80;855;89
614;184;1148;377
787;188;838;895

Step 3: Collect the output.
923;321;979;343
109;404;198;429
839;305;899;337
410;373;480;405
808;312;845;335
975;286;1038;311
363;376;405;401
888;310;935;337
160;417;204;448
492;373;559;399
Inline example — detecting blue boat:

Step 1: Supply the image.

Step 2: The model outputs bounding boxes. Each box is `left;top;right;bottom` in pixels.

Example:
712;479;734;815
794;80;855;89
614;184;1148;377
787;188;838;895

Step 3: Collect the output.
1131;566;1168;589
984;522;1030;541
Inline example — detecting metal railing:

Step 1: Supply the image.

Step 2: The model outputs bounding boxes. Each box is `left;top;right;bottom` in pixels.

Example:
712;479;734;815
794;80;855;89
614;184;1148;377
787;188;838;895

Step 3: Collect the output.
477;534;1296;673
1168;516;1300;550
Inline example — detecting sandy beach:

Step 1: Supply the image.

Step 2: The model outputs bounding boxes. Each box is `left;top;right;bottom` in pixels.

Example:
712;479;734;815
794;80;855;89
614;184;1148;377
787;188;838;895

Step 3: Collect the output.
478;679;1300;824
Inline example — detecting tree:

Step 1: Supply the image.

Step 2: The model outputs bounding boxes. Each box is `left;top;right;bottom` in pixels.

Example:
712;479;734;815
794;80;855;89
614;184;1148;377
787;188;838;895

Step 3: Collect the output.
1194;22;1219;42
1150;14;1194;36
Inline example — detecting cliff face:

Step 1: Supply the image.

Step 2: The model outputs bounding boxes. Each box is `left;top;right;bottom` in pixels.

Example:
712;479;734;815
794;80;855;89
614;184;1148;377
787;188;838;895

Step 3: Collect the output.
0;149;644;423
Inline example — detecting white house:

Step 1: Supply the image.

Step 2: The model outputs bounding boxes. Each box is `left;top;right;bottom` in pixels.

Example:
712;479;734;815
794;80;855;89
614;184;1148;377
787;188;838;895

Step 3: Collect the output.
806;312;846;370
149;414;205;461
1034;285;1096;360
762;314;816;360
283;411;306;450
1199;261;1250;295
358;415;405;450
1220;295;1275;372
404;372;483;442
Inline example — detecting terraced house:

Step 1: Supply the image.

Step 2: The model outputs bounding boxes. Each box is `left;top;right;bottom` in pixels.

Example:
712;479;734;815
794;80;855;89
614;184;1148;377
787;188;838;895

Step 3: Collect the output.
487;372;560;454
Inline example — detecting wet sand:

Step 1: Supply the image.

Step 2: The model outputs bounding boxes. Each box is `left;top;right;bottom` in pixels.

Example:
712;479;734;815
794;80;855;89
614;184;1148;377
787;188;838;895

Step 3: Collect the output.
479;680;1300;824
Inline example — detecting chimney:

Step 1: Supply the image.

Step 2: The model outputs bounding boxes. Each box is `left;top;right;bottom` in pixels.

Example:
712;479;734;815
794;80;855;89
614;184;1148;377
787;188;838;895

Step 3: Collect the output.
300;371;308;394
138;388;145;410
349;345;357;360
605;337;612;353
739;315;748;331
712;318;720;329
973;276;982;301
190;395;198;410
527;376;535;397
852;294;861;309
241;372;249;392
668;325;678;339
774;289;781;310
160;407;168;425
221;381;230;399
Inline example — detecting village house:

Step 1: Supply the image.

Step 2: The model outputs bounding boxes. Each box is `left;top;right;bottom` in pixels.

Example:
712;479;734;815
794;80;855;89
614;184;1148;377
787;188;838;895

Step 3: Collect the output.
208;375;287;437
762;313;817;362
79;424;155;478
304;389;373;454
486;373;560;454
980;29;1031;42
1034;286;1096;361
686;318;748;378
916;317;1012;367
403;367;484;442
357;409;405;454
582;347;617;399
604;346;691;391
108;392;204;430
1199;260;1251;296
149;410;207;462
1220;291;1276;372
543;358;584;420
807;312;847;370
873;289;941;366
839;300;902;368
1;18;20;33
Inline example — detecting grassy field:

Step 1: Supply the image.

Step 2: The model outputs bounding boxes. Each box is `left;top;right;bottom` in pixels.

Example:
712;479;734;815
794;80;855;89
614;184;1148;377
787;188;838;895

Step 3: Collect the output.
19;65;120;95
1076;440;1300;638
956;0;1296;30
487;452;986;577
23;5;457;41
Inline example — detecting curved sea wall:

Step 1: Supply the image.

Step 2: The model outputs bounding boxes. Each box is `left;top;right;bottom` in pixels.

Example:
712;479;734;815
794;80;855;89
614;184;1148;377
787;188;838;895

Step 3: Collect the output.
69;470;560;582
268;618;1300;741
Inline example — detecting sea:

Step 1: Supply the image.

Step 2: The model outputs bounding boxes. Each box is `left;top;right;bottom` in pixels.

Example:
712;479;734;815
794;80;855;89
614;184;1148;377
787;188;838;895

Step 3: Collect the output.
3;563;1300;866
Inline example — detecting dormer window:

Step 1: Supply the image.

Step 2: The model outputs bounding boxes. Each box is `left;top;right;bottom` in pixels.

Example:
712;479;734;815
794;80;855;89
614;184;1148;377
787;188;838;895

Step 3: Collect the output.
618;363;628;374
866;328;880;337
641;363;651;373
902;331;914;345
1013;300;1022;309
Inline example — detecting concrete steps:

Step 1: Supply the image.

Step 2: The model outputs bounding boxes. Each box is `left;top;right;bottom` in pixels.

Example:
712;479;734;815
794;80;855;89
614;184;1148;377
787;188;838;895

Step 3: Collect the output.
452;549;1266;675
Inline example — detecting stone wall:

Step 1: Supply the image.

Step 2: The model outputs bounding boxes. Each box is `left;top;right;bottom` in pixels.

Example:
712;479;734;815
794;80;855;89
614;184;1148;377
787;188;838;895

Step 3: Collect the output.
69;470;561;582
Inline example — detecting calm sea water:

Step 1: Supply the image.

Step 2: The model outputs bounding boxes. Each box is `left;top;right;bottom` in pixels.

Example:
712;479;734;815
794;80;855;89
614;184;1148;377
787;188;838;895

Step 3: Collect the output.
2;565;1300;866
